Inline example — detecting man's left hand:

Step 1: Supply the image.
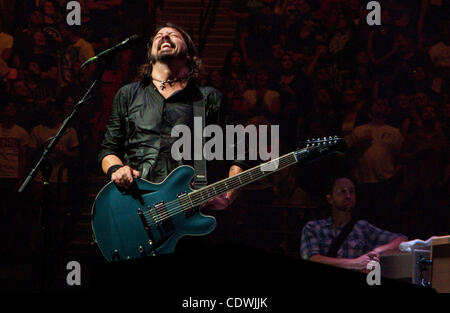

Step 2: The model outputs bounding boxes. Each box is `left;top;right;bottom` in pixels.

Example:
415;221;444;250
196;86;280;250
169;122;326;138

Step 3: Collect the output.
202;194;230;211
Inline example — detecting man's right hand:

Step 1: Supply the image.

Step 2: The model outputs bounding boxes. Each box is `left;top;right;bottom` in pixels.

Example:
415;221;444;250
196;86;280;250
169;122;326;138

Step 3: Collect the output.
110;165;141;189
351;251;380;273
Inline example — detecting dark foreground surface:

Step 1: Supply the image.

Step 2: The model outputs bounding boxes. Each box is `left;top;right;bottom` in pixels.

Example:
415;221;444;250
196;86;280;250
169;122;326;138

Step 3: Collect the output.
87;243;436;311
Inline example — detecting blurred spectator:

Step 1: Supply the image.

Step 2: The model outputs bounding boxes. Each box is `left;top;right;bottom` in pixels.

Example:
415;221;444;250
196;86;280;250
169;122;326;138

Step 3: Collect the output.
403;64;433;94
24;60;57;114
277;53;301;104
31;30;53;64
304;44;329;80
40;1;62;27
287;19;316;57
85;3;121;54
339;86;368;141
367;10;399;77
86;0;123;41
0;16;13;64
29;105;80;184
388;92;421;137
352;51;374;92
267;43;284;83
225;76;248;124
240;4;283;67
12;10;43;69
207;69;225;92
0;0;16;33
228;0;270;45
0;101;30;254
419;0;450;46
428;21;450;95
347;98;404;228
222;47;248;84
0;101;29;184
121;1;162;39
395;104;449;237
58;22;96;86
346;0;367;28
299;87;338;141
328;12;360;70
242;68;281;124
280;7;302;53
11;80;35;130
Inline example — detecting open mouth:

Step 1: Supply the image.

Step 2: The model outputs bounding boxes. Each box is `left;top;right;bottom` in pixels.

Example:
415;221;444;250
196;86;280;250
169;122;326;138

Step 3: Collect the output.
159;42;174;51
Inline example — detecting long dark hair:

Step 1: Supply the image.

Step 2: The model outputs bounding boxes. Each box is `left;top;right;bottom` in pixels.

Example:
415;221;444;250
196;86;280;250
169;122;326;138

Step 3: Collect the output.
222;47;247;78
137;23;200;86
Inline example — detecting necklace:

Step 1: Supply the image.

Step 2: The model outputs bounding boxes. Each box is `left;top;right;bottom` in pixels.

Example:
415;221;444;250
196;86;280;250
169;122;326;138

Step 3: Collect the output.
152;72;192;90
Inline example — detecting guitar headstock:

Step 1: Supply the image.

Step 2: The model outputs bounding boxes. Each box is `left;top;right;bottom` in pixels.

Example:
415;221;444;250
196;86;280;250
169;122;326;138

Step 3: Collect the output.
304;136;342;148
294;136;345;162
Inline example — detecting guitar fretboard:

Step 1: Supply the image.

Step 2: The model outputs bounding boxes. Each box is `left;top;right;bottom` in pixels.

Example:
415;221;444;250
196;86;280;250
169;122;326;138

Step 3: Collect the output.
186;152;298;208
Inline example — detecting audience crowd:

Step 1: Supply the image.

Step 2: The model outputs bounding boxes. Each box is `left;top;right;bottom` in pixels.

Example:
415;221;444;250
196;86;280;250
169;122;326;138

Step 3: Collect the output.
0;0;448;263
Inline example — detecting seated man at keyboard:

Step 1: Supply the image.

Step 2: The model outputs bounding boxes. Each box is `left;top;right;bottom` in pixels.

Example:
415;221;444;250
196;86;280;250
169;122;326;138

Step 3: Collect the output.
300;177;407;273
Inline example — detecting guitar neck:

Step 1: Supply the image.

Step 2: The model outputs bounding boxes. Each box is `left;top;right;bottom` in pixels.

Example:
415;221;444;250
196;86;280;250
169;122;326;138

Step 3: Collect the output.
187;152;299;207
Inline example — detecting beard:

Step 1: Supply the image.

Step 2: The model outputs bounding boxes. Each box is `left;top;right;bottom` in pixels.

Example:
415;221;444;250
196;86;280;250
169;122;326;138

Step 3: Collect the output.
150;44;188;64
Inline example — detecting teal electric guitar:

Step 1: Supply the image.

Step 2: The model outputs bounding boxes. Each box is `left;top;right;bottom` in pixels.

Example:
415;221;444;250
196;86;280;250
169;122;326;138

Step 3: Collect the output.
91;136;344;261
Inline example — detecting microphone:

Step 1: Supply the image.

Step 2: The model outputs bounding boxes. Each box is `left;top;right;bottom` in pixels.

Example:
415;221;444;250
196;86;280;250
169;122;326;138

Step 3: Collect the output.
80;34;140;69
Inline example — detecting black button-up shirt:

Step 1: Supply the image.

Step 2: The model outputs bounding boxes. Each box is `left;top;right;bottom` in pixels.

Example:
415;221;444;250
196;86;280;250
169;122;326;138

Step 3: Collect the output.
98;79;245;183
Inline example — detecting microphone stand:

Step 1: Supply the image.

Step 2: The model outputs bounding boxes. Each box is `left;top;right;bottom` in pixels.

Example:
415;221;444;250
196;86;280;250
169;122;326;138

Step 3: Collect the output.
18;57;112;292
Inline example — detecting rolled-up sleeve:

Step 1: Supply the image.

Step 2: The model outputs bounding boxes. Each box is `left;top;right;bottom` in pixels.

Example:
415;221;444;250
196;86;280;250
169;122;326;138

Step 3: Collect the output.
97;87;127;164
300;222;321;260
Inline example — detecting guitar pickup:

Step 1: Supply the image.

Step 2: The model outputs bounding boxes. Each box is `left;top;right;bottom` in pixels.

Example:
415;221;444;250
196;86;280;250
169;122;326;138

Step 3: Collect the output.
153;202;174;233
177;192;196;218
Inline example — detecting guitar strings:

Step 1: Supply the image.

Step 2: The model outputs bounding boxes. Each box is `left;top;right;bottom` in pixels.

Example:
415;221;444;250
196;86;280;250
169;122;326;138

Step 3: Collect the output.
145;155;295;225
143;157;277;222
142;154;294;223
147;138;338;222
142;154;295;224
142;154;295;225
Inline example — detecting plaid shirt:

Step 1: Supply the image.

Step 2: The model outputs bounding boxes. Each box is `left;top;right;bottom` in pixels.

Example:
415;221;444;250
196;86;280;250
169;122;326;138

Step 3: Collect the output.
300;217;403;260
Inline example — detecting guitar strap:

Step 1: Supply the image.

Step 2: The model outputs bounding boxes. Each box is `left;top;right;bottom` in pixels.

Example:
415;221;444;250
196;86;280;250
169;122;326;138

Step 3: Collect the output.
192;88;208;189
326;217;357;257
